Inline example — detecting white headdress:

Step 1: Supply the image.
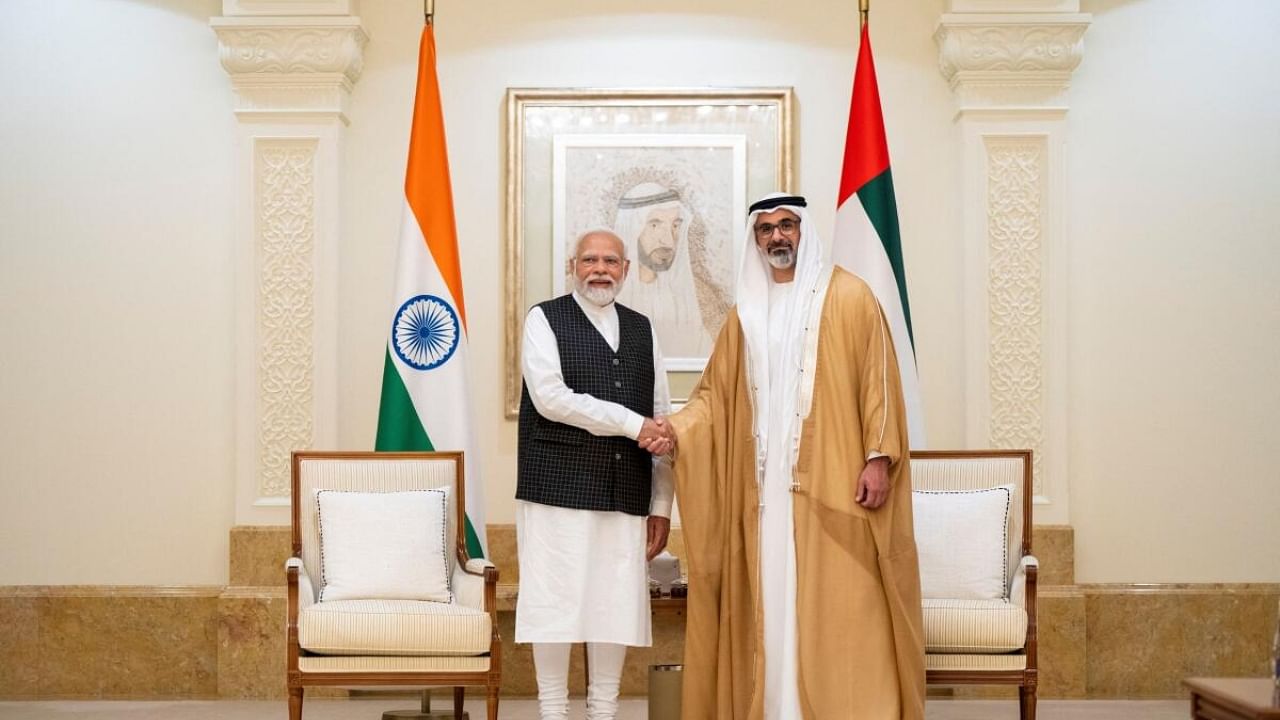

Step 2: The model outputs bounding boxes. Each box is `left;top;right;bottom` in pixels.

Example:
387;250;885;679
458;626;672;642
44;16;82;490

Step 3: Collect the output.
736;193;832;482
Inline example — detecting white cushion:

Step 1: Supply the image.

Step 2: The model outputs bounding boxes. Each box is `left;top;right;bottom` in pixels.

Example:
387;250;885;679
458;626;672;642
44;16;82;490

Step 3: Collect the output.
922;598;1028;653
299;599;490;656
316;488;452;603
912;484;1013;600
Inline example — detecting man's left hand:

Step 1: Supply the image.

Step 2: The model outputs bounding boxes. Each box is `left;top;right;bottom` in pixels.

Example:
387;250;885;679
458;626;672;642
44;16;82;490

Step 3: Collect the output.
646;516;671;561
855;457;891;509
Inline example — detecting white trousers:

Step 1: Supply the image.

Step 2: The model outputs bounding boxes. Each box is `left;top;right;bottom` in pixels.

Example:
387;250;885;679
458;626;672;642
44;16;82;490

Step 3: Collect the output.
532;642;627;720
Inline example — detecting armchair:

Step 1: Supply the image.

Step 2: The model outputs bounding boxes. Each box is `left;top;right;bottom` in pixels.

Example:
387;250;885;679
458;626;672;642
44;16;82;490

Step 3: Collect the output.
911;449;1038;720
287;451;500;720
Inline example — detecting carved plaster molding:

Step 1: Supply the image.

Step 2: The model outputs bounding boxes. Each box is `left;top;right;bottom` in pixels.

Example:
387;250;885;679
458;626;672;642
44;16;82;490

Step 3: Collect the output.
212;17;367;122
986;139;1046;496
255;140;317;499
935;13;1089;111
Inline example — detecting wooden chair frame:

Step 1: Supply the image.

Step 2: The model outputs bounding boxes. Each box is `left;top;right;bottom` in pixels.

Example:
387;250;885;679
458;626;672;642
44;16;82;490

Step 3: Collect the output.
287;451;501;720
913;449;1038;720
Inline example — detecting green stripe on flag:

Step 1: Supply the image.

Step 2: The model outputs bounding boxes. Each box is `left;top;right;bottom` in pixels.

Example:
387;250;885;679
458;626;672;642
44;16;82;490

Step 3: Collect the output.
857;168;915;347
375;350;433;452
374;349;485;559
462;518;483;560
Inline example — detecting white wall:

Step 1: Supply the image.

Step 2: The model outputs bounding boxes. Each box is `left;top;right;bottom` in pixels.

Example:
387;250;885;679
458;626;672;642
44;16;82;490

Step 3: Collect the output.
1067;0;1280;582
1;0;1276;585
0;0;237;584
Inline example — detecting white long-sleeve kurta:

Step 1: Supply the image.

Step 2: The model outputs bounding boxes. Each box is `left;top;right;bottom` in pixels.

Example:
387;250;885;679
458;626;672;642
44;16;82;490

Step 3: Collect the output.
515;291;673;646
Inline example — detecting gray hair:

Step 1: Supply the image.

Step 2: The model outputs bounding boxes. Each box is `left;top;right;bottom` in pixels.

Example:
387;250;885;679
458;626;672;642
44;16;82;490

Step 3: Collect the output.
572;227;627;259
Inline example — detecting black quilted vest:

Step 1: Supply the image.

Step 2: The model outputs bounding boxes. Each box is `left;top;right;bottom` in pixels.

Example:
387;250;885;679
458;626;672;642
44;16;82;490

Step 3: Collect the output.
516;294;655;516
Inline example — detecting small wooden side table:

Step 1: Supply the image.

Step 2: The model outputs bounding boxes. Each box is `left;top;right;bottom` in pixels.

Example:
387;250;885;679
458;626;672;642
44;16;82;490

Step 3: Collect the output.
1184;678;1280;720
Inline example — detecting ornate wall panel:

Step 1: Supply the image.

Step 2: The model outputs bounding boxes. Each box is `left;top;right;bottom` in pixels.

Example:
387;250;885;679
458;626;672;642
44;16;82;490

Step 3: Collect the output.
254;140;317;499
937;9;1087;522
986;138;1047;495
214;8;364;522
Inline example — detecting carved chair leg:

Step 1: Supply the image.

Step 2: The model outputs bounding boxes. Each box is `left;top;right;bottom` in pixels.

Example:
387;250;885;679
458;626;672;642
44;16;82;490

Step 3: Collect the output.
1019;685;1037;720
487;684;499;720
288;686;303;720
454;686;465;718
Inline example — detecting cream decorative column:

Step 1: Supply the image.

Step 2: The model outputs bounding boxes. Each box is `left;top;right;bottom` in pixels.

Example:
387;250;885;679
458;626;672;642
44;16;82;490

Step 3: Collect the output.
212;1;367;523
935;1;1088;523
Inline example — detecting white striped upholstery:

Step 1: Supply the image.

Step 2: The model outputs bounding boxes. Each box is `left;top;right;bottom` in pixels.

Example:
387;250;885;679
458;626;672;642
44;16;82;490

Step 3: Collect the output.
912;456;1026;596
923;598;1027;653
925;653;1027;672
299;655;490;673
299;599;491;656
451;558;493;611
297;457;462;601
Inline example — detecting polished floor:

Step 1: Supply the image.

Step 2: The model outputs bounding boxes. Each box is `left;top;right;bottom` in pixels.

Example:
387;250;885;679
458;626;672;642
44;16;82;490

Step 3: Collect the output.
0;698;1190;719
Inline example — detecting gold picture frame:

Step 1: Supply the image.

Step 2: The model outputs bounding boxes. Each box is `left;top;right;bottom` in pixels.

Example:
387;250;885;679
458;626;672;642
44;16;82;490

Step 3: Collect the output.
504;88;795;417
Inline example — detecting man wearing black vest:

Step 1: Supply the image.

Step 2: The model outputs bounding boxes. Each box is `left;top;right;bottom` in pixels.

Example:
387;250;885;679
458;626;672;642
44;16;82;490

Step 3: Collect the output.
515;228;676;720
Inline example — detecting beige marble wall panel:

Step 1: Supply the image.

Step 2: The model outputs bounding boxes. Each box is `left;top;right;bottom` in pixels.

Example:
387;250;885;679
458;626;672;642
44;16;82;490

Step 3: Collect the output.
37;587;220;698
1085;584;1280;698
229;527;291;587
217;588;286;698
487;525;518;584
1039;588;1086;698
496;611;534;696
1033;525;1075;586
0;590;40;698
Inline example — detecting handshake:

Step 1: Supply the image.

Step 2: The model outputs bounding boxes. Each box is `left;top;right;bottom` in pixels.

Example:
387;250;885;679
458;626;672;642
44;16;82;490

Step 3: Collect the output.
638;417;677;456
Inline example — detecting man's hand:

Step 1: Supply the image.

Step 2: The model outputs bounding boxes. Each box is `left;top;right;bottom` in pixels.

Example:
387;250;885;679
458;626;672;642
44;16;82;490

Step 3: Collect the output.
855;456;891;509
646;516;671;561
637;416;676;456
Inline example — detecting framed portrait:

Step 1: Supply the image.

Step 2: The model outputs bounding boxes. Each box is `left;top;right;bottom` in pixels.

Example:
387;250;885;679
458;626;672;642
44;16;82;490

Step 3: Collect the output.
505;88;794;417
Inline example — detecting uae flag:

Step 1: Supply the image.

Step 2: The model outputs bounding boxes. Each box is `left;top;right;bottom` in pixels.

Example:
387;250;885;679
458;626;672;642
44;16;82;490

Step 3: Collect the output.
375;23;487;558
832;23;927;448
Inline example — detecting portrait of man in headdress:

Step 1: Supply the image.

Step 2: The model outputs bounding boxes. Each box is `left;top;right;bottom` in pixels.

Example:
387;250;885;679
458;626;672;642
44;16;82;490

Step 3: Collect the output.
552;135;743;368
611;181;722;361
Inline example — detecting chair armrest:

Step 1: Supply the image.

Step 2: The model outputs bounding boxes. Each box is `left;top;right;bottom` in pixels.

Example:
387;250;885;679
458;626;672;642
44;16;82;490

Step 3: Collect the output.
1009;555;1039;609
285;557;316;611
452;558;497;611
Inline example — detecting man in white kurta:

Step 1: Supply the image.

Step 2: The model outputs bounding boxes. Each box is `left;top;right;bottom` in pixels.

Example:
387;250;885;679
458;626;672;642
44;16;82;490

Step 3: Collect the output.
516;229;675;720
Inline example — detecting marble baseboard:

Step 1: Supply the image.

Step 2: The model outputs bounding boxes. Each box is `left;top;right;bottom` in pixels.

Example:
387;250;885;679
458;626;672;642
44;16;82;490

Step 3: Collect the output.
7;521;1277;702
229;528;291;587
0;591;40;698
1034;525;1075;586
217;588;285;699
0;586;221;699
1083;584;1280;698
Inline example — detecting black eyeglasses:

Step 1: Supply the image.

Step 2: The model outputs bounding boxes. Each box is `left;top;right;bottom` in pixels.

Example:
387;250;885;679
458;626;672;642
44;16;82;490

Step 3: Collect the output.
753;218;800;239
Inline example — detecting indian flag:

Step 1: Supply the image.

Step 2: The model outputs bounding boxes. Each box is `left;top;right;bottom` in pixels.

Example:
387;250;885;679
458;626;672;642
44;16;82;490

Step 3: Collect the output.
375;23;487;558
831;22;927;448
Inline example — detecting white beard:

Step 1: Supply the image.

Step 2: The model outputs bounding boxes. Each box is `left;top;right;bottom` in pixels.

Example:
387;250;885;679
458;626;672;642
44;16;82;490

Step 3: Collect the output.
577;278;619;306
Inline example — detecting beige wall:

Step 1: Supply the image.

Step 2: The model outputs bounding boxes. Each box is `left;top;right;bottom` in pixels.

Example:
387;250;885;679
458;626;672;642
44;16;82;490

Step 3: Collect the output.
0;0;237;584
0;0;1276;585
1066;0;1280;582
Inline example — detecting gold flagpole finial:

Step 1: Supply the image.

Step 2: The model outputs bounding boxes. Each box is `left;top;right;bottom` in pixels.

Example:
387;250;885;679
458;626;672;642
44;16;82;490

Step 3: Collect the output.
425;0;435;25
859;0;869;30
